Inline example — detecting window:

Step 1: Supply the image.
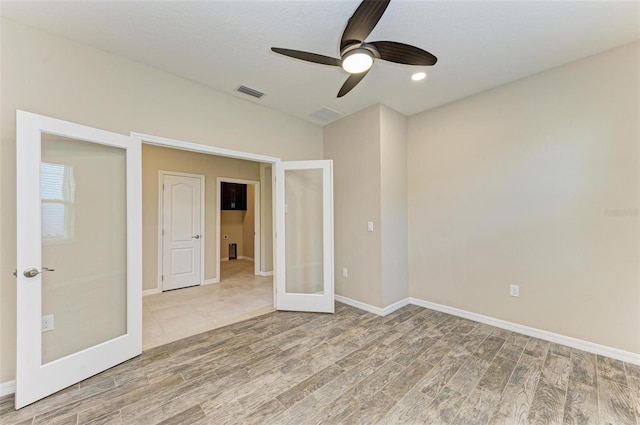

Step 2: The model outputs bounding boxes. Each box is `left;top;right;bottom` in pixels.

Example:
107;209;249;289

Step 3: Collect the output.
41;162;75;243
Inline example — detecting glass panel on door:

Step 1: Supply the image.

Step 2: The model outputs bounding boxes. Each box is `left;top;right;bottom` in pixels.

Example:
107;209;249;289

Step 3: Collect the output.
40;134;127;364
284;168;324;295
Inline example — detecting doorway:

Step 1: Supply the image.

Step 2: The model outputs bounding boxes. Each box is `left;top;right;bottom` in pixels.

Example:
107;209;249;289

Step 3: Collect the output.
142;141;275;350
217;177;260;282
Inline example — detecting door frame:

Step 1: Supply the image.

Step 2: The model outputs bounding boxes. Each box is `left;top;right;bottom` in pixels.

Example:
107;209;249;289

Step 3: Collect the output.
157;170;205;291
216;177;261;281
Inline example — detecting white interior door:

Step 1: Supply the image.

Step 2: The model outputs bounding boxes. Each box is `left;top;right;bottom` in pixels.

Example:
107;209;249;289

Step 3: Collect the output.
162;173;203;291
15;111;142;409
275;160;334;313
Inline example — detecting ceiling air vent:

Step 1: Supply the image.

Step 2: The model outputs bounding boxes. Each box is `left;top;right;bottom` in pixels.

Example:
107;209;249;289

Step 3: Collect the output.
308;107;342;123
235;85;265;99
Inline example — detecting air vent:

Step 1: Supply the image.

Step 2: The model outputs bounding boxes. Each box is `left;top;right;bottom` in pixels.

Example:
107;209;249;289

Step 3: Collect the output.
235;85;265;99
308;107;342;123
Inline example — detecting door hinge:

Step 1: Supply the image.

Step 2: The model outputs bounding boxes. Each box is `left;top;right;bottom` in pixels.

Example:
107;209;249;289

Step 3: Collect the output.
163;184;165;190
12;270;17;277
162;229;165;236
161;275;164;282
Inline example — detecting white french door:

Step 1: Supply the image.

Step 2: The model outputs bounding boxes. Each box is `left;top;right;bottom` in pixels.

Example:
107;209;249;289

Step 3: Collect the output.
274;160;334;313
161;173;203;291
15;111;142;409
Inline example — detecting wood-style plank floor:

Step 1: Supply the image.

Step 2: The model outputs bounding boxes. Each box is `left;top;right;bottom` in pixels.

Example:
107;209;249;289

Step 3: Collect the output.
1;303;639;425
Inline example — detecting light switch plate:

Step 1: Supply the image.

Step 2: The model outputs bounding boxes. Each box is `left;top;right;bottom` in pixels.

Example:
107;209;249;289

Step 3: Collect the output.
367;222;374;232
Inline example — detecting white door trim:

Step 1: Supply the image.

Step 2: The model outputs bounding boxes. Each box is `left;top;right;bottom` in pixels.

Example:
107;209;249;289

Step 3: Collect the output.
216;177;261;282
157;171;205;292
132;132;280;164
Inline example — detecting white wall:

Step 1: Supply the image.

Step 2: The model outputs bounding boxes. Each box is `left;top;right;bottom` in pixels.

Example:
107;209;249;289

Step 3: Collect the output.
0;18;322;384
407;42;640;354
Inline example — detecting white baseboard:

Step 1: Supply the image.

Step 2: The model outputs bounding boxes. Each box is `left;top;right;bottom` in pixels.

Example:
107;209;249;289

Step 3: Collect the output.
257;270;273;277
334;294;640;365
143;279;220;294
142;288;161;297
409;297;640;366
0;380;15;396
334;295;410;317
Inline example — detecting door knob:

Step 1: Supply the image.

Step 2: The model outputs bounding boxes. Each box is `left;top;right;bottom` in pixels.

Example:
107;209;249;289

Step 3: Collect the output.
23;267;55;278
192;235;200;239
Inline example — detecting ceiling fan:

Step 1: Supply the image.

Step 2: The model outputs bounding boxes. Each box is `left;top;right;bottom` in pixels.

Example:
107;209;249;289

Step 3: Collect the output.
271;0;437;98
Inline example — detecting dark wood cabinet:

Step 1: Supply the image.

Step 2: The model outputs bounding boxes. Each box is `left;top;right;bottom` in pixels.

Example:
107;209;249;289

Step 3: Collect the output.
221;182;247;210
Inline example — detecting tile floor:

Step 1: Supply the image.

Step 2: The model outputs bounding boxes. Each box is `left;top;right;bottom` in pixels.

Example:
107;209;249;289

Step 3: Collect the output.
2;303;639;424
143;259;274;350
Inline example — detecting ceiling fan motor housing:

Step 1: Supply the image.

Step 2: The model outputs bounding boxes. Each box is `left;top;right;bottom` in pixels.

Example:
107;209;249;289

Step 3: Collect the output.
340;42;381;59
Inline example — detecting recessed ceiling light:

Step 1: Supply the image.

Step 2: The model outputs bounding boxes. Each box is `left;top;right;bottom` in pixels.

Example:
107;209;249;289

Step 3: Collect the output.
411;72;427;81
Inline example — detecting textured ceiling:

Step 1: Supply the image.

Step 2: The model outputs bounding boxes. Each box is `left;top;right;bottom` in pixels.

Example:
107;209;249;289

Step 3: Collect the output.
2;1;639;125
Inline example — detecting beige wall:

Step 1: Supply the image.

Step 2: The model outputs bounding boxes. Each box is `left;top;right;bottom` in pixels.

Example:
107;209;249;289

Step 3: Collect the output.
260;165;274;272
324;104;410;308
380;106;409;306
143;145;261;290
408;42;640;354
221;211;244;259
1;18;322;384
324;105;384;307
243;185;256;260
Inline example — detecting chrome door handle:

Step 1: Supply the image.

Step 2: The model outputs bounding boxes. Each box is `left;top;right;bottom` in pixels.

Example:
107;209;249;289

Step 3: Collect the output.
23;267;55;278
192;235;200;239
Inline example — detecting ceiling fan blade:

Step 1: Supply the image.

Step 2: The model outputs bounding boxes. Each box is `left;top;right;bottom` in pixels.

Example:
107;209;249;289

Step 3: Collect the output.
337;69;370;97
369;41;437;66
271;48;341;67
340;0;390;51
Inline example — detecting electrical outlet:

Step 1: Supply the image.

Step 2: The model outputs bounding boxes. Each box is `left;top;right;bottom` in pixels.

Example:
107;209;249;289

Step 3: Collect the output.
42;315;54;332
367;222;374;232
510;285;520;298
342;267;348;278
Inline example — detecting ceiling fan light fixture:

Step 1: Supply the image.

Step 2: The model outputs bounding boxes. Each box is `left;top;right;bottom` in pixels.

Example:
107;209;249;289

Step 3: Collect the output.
341;48;374;74
411;72;427;81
